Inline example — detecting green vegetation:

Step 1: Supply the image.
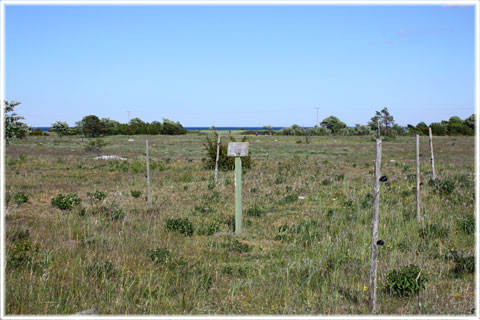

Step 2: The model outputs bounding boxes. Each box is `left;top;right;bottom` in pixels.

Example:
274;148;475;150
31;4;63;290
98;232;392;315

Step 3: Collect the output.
384;264;427;297
4;100;29;145
51;193;81;210
5;133;474;315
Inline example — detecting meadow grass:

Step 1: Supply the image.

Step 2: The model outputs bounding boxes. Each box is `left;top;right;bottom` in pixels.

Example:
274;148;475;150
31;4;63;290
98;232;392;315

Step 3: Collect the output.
4;133;475;315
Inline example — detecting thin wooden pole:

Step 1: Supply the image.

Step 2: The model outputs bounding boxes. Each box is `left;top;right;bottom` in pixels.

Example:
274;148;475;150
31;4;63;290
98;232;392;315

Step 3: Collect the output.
146;140;151;205
235;157;242;235
214;135;221;183
369;139;382;313
377;119;381;138
429;127;436;181
416;135;422;223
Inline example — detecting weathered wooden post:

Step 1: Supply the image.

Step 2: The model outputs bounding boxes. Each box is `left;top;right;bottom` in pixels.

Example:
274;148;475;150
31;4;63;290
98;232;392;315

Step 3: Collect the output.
227;142;249;235
416;134;422;223
377;119;381;138
429;127;436;181
369;139;382;313
214;134;221;183
146;140;151;205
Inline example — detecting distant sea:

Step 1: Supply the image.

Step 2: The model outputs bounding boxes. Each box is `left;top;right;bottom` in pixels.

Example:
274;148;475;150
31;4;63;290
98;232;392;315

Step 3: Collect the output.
36;126;286;132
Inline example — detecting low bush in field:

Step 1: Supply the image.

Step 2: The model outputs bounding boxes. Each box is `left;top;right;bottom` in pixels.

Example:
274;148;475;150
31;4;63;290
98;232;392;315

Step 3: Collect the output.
130;190;142;198
84;139;108;153
384;264;427;297
7;239;40;270
246;204;265;217
166;218;194;236
446;250;475;276
226;240;250;253
87;190;106;202
429;178;456;195
14;192;29;204
51;193;81;210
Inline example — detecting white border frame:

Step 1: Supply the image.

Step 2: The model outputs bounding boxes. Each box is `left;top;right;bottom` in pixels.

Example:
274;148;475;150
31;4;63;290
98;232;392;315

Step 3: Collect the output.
0;0;478;319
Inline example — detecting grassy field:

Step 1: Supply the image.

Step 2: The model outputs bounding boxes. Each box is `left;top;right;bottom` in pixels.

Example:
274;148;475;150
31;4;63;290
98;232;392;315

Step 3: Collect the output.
4;132;475;315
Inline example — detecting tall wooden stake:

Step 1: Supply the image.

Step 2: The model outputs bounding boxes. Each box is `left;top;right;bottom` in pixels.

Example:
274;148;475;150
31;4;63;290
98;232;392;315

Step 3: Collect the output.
214;135;221;183
235;157;242;235
146;140;151;205
429;127;436;181
369;139;382;313
377;119;381;138
416;135;421;223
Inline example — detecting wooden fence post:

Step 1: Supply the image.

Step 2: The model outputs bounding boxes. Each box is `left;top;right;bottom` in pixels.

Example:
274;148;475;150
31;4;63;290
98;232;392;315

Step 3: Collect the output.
369;139;382;313
146;140;151;205
377;119;381;138
429;127;436;181
214;135;221;183
416;135;422;223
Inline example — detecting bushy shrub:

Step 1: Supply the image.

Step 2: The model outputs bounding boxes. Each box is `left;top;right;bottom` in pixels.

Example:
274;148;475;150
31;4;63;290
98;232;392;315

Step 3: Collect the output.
227;240;250;253
203;133;251;171
51;193;81;210
429;178;456;195
84;139;108;153
246;204;265;217
445;250;475;276
7;239;39;270
87;190;106;201
130;190;142;198
147;247;171;265
166;218;194;236
14;192;29;204
384;264;427;296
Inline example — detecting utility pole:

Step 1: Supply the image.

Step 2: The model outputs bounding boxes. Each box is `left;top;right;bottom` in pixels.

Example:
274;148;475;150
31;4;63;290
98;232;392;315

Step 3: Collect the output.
315;107;320;126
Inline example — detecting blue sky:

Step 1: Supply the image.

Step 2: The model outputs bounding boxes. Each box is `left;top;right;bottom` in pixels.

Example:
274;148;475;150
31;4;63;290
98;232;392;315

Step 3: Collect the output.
4;4;476;127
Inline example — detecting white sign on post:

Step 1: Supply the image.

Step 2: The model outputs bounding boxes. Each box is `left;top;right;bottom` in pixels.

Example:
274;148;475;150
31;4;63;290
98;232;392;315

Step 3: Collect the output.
227;142;249;157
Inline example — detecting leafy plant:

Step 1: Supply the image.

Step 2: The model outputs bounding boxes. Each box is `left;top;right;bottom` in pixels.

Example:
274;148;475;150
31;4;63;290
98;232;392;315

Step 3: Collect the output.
84;139;108;153
246;204;265;217
166;218;194;236
445;250;475;276
14;192;29;204
7;239;39;270
87;190;106;201
227;240;250;253
384;264;427;296
429;178;456;195
147;247;171;265
51;193;81;210
130;190;142;198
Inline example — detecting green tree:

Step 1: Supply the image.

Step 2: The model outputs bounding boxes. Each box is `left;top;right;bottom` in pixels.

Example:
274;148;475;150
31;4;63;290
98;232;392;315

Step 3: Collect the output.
77;115;102;137
100;118;120;136
50;121;70;137
263;125;274;135
4;100;28;145
320;116;347;134
463;114;475;130
368;107;395;137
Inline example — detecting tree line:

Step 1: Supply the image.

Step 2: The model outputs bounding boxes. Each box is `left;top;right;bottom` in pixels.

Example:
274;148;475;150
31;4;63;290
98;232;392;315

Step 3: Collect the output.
50;115;187;137
256;108;474;137
4;100;475;145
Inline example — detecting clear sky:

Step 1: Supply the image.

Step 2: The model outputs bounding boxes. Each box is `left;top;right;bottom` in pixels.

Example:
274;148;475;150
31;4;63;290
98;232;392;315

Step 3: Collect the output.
4;4;476;127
